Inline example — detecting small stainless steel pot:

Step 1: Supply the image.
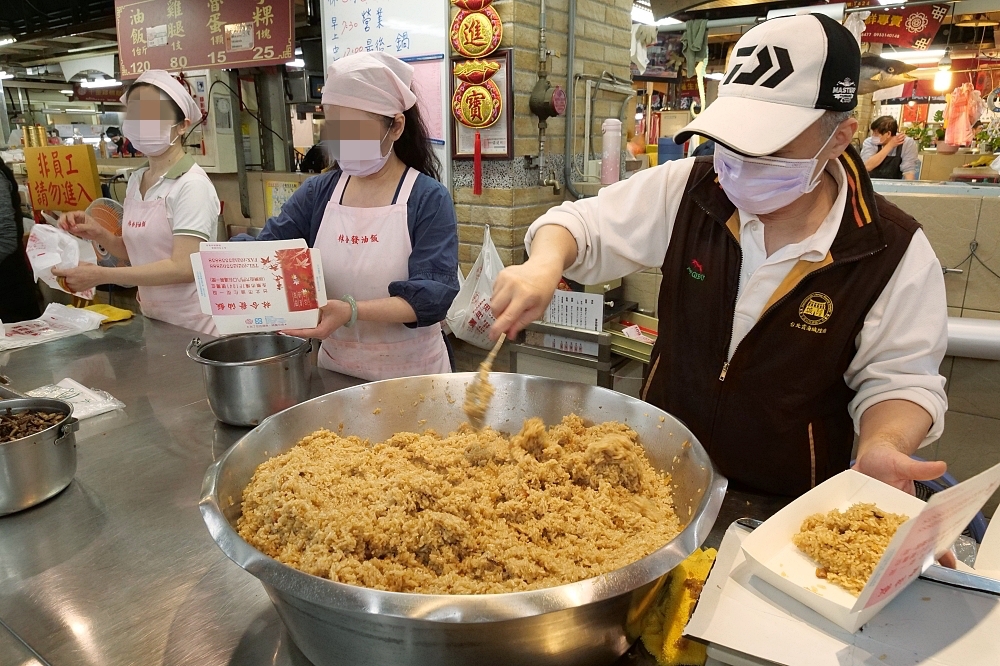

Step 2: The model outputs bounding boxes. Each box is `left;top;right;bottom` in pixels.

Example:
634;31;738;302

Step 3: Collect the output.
187;333;313;427
0;398;78;515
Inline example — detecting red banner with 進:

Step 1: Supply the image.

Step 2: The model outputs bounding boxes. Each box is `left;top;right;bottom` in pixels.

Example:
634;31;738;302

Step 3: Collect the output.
861;4;949;50
114;0;294;79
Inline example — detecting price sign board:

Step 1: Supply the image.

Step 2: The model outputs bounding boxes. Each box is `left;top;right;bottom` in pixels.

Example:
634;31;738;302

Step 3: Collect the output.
114;0;294;78
24;146;102;212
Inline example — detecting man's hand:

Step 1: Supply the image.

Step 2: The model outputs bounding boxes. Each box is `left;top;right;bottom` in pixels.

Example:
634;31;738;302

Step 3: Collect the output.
283;299;353;339
50;263;107;293
489;225;578;341
852;443;946;495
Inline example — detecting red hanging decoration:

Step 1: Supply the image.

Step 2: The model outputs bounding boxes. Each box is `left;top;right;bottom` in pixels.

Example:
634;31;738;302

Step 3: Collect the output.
473;131;483;195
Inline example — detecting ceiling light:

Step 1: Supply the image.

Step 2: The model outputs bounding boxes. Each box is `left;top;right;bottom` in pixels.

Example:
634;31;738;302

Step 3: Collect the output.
60;89;74;95
889;49;947;63
631;6;681;26
938;48;952;71
295;47;303;55
80;78;121;88
934;69;953;92
287;58;305;68
0;37;16;47
0;71;14;80
704;72;726;80
955;14;999;27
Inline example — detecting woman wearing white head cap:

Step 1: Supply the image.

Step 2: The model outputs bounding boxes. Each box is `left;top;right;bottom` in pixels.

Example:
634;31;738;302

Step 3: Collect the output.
249;52;459;381
54;70;221;335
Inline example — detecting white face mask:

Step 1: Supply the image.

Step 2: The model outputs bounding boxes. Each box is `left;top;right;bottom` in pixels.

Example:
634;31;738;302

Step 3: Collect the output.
713;132;835;216
122;119;182;157
325;126;393;177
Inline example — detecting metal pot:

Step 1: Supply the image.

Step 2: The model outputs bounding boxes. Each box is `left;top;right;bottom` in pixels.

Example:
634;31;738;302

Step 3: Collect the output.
187;334;313;427
200;373;727;666
0;398;79;515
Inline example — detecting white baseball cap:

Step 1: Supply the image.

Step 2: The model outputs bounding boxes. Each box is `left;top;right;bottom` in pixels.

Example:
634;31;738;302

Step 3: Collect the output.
675;13;860;157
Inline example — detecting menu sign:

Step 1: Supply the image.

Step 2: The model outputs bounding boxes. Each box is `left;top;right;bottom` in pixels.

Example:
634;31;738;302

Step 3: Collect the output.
114;0;294;79
191;240;327;335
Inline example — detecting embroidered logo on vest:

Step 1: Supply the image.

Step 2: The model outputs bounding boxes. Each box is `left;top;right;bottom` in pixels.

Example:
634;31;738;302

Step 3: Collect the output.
686;259;705;281
798;292;833;325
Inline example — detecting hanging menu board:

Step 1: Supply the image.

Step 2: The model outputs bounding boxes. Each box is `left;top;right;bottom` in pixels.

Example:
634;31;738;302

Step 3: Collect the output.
319;0;451;186
114;0;294;79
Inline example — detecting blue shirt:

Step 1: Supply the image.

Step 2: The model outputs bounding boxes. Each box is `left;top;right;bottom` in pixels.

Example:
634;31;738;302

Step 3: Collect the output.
246;168;459;328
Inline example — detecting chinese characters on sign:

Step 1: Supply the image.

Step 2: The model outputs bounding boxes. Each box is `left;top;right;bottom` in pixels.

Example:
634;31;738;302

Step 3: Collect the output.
859;3;948;49
321;1;421;63
24;146;101;212
114;0;294;77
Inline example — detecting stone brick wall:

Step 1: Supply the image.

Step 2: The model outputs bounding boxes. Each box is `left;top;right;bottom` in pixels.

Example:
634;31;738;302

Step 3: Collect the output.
452;0;634;275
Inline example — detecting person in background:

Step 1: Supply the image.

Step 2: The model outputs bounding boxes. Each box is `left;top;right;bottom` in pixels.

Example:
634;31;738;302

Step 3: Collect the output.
0;157;41;323
691;139;716;157
489;15;950;506
248;52;459;381
861;116;918;180
106;126;139;157
54;70;220;335
299;143;329;173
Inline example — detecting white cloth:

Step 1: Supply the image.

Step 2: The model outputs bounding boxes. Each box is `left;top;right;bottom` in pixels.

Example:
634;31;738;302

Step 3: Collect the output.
525;157;948;445
314;167;450;381
860;136;920;177
321;52;417;116
122;168;217;335
631;24;659;72
120;70;202;123
125;157;220;242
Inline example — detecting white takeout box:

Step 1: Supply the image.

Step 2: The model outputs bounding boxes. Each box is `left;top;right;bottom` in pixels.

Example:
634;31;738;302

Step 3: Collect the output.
191;239;327;336
742;464;1000;633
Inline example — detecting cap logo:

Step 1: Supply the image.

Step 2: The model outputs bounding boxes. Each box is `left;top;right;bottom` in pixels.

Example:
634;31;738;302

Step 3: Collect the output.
724;45;795;88
832;78;856;103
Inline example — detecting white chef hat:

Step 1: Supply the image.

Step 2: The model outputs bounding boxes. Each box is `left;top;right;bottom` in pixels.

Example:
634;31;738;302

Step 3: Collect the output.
321;52;417;117
120;70;203;123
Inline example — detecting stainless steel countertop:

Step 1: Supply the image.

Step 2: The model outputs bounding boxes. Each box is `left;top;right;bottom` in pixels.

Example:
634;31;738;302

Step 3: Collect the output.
0;316;775;666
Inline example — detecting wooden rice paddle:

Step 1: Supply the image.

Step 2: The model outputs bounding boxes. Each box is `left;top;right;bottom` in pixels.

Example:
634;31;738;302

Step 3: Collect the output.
463;332;505;429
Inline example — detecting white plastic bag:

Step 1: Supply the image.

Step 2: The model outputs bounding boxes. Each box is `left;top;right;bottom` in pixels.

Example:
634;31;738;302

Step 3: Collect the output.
0;303;106;352
25;223;98;300
26;378;124;420
445;226;504;350
991;154;1000;173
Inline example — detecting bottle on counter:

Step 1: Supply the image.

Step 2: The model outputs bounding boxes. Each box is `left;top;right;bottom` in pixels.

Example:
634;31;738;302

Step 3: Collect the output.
601;118;622;185
99;132;109;158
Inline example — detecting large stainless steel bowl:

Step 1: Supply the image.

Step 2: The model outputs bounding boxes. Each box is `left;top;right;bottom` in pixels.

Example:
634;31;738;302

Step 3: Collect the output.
200;373;727;666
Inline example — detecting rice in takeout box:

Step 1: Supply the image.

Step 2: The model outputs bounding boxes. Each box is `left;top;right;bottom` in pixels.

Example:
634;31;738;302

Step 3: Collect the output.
741;465;1000;633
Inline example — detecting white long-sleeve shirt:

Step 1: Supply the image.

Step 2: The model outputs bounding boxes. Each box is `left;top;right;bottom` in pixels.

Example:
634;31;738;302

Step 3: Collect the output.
526;158;948;445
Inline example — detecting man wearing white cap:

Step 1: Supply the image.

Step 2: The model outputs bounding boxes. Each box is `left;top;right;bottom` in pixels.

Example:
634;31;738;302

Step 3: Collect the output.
56;70;221;335
250;52;459;381
490;14;949;498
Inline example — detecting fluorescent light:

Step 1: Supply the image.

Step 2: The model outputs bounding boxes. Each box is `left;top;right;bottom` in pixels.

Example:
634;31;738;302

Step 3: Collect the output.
631;6;681;26
887;49;946;63
295;47;303;55
0;37;16;47
80;78;121;88
287;58;305;68
877;0;905;5
60;89;74;95
0;71;14;80
705;72;726;80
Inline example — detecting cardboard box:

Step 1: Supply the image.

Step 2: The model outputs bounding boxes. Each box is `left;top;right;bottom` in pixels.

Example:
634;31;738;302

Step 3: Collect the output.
191;240;327;335
742;465;1000;633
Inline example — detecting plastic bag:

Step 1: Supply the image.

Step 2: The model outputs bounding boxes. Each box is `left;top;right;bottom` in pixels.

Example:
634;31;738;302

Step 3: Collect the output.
991;154;1000;173
0;303;106;352
25;223;98;300
445;225;504;350
26;378;124;420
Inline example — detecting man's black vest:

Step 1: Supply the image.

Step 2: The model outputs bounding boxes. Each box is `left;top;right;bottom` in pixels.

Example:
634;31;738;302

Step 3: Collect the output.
642;147;921;496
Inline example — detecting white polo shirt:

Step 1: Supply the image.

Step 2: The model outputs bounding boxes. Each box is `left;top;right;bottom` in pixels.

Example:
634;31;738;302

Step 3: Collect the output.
125;155;220;242
525;157;948;445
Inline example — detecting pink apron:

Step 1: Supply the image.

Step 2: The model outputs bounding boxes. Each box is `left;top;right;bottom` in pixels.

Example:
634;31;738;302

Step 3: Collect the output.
314;168;451;381
121;179;217;336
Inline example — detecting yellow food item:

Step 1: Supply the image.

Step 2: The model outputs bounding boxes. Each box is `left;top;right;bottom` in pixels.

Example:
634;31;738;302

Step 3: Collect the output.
80;304;134;323
238;415;680;594
793;503;908;596
641;547;717;666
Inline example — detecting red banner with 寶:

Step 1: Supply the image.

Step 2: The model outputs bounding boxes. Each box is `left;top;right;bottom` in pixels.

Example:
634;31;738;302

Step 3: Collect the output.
861;4;949;50
114;0;294;79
